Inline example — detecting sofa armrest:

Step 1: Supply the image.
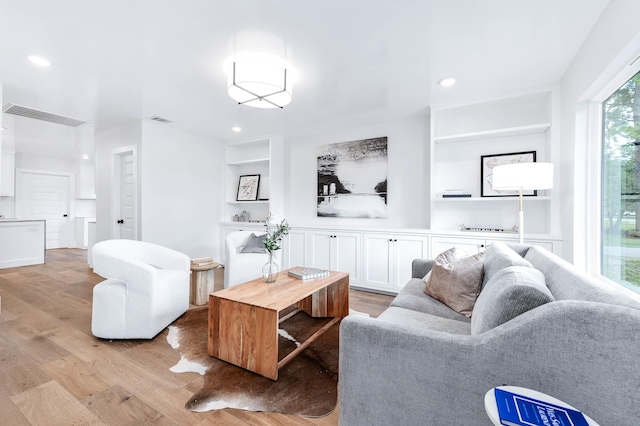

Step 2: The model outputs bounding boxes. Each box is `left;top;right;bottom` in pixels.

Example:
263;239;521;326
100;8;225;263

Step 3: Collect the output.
411;258;433;279
339;301;640;426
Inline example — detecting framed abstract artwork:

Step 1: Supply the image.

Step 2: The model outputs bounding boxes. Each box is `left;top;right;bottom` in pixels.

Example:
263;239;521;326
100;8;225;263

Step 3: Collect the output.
236;174;260;201
480;151;537;197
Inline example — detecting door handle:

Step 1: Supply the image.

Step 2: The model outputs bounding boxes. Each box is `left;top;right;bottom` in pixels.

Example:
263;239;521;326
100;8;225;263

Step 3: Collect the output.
63;214;68;217
117;219;124;224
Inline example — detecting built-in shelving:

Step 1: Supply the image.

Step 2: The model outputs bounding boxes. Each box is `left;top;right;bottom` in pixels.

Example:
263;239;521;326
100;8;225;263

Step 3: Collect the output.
224;138;283;223
430;90;559;235
433;123;551;144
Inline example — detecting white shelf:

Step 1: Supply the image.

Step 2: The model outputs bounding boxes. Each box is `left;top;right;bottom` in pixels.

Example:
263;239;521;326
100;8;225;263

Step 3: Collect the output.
226;200;270;204
435;196;551;201
433;123;551;144
227;158;270;166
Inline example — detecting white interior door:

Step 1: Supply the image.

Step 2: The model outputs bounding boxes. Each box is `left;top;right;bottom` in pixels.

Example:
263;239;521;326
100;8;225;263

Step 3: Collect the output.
19;171;72;249
112;147;138;240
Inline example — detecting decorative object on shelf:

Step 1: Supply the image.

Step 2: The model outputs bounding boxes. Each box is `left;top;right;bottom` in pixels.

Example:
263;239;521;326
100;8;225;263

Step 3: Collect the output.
262;214;290;283
442;189;472;198
236;174;260;201
460;224;518;233
238;210;249;222
492;162;554;243
317;137;388;218
480;151;537;197
227;53;292;109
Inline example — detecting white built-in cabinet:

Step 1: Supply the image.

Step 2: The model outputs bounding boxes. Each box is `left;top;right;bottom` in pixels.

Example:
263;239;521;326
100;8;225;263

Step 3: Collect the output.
221;223;562;294
430;91;559;236
308;230;361;286
77;161;96;199
1;151;15;196
224;138;283;224
363;233;429;292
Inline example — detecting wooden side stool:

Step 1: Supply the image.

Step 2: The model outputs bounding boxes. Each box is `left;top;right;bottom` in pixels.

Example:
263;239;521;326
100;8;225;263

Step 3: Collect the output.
190;258;220;306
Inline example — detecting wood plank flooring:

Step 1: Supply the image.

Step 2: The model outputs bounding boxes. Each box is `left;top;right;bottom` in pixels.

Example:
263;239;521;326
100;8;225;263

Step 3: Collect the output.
0;249;394;425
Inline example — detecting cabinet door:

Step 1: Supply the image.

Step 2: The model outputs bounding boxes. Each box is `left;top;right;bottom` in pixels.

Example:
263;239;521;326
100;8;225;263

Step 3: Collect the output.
392;235;429;291
362;234;393;291
334;232;361;285
1;152;15;196
431;237;486;257
309;232;333;271
283;229;307;269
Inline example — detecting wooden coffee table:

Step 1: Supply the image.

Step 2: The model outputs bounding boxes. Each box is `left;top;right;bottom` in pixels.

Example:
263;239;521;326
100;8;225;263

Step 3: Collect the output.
207;269;349;380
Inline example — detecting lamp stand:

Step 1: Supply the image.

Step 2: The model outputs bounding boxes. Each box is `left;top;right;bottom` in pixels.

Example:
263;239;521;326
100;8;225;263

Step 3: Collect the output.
518;187;524;244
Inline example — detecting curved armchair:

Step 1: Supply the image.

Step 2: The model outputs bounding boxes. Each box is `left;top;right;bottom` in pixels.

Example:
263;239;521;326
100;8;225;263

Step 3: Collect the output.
91;239;190;339
224;231;280;288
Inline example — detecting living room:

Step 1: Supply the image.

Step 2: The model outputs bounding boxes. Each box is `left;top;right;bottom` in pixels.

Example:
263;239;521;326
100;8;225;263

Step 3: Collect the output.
1;1;640;425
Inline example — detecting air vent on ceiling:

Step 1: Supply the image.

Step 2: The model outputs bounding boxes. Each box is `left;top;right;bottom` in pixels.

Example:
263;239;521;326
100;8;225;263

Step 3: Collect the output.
149;115;173;124
2;103;87;127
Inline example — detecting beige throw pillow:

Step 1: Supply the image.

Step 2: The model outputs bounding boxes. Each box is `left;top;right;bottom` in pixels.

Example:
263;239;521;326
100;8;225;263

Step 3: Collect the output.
423;248;485;317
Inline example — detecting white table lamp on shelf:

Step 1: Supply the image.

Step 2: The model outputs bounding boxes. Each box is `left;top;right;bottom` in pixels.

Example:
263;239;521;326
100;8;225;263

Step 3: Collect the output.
491;162;554;244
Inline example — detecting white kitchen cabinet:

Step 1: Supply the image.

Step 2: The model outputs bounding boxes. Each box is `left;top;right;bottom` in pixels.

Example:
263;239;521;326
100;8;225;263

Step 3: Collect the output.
1;152;15;196
77;162;96;199
363;233;429;292
309;230;361;286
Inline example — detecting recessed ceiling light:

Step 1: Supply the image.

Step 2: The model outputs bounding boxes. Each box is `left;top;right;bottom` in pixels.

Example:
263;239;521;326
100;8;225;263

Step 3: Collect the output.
81;154;90;160
1;127;5;131
28;56;51;67
232;126;242;132
438;77;456;87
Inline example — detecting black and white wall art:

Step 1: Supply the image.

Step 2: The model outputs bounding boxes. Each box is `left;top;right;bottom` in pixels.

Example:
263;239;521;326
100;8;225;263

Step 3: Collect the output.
317;137;388;218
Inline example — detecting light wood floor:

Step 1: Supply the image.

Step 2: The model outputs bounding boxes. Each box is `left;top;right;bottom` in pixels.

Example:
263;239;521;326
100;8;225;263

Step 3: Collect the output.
0;249;393;425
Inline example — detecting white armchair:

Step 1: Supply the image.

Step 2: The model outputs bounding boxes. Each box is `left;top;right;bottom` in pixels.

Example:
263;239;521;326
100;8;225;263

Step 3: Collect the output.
91;239;190;339
224;231;280;288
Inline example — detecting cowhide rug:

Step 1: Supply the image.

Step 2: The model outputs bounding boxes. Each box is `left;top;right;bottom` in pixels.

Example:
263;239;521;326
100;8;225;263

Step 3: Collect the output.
167;306;351;417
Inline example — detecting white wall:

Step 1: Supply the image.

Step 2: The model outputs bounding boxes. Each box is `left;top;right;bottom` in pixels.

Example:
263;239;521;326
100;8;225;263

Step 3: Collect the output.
284;115;430;229
95;121;142;243
560;0;640;265
140;121;225;260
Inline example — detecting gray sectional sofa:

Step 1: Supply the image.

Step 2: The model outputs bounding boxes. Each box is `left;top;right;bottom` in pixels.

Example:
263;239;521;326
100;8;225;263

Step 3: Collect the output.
339;243;640;426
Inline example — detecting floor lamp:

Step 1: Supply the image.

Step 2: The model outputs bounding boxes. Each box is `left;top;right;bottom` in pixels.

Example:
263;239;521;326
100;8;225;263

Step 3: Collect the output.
491;162;554;244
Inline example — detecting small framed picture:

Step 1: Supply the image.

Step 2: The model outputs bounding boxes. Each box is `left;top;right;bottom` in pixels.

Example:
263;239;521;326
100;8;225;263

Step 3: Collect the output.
236;174;260;201
481;151;537;197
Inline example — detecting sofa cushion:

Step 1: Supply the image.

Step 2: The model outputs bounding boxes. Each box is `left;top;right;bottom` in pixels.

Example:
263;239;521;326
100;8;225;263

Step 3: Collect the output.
482;242;533;288
471;266;553;334
423;247;484;317
240;233;267;253
391;278;471;322
378;306;472;335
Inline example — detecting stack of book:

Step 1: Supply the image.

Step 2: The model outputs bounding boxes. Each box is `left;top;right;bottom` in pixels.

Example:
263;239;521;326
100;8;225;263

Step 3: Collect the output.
442;189;471;198
288;267;330;280
190;257;218;268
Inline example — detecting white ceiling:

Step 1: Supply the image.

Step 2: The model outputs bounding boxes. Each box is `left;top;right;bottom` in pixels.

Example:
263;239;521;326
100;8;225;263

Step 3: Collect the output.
0;0;610;144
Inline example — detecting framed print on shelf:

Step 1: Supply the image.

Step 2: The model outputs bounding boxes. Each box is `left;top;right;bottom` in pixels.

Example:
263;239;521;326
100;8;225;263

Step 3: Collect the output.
481;151;537;197
236;174;260;201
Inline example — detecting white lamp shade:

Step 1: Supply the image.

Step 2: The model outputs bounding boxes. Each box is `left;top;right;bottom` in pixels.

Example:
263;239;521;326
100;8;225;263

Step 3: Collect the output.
492;162;554;191
228;60;292;108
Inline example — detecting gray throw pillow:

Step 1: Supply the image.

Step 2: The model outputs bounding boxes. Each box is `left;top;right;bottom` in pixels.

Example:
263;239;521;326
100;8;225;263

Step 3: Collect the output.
423;247;485;317
482;242;533;288
239;233;267;253
471;266;554;334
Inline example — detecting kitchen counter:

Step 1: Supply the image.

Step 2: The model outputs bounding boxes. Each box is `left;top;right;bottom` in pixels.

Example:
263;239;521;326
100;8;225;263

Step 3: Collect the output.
0;220;46;268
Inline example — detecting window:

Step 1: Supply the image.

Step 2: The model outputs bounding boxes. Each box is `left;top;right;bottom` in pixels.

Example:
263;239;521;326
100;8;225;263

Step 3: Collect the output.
602;70;640;293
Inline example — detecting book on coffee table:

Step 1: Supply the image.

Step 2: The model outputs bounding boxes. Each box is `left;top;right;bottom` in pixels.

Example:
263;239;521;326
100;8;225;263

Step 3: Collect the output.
288;267;329;280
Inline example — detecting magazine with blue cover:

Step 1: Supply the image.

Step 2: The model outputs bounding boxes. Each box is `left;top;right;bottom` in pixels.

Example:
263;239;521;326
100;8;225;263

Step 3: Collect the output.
494;388;590;426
